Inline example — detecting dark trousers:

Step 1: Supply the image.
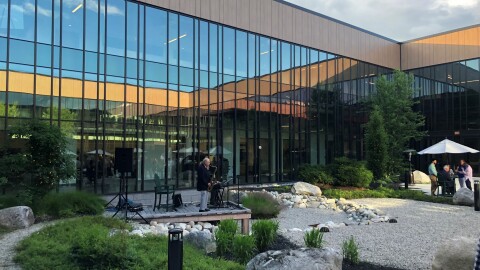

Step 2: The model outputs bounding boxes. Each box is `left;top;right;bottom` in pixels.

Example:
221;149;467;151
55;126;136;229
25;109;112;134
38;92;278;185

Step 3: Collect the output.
466;179;472;190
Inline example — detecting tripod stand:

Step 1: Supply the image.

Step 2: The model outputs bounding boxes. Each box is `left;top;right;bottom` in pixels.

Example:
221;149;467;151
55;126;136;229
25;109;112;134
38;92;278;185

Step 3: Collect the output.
106;173;148;223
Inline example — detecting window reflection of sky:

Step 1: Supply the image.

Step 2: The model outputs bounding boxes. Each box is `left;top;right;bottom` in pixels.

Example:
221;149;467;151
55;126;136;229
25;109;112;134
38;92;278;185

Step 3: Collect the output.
0;0;393;96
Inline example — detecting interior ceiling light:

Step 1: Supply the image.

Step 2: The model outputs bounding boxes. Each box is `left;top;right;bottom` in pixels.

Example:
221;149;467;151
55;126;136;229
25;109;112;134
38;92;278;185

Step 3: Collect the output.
260;49;275;55
72;3;83;13
165;34;187;44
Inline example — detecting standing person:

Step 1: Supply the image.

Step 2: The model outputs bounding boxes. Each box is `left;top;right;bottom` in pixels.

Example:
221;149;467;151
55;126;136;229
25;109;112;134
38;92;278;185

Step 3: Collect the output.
458;159;473;190
197;157;211;212
428;159;438;196
456;161;466;188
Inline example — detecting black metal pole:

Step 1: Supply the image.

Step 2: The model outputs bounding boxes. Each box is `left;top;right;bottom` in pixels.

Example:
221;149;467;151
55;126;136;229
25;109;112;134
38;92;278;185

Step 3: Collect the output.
168;228;183;270
474;180;479;212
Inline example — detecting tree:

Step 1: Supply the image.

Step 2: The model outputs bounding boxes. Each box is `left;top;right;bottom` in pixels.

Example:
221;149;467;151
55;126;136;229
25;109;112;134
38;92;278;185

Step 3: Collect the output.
42;107;78;137
5;120;76;201
0;102;19;117
371;70;426;175
364;106;388;180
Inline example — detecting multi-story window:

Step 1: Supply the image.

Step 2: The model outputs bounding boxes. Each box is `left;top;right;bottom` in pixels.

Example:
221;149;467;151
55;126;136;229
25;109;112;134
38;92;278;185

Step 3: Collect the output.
0;0;400;194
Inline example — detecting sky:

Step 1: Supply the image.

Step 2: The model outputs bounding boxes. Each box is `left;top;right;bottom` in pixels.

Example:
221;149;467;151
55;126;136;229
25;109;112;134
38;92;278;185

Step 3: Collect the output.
286;0;480;41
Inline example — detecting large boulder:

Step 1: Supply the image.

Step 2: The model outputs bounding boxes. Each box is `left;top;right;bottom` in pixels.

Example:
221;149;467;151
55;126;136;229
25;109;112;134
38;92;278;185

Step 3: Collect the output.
184;230;216;254
412;170;431;184
292;182;322;196
432;237;477;270
246;248;342;270
453;188;474;206
0;206;35;229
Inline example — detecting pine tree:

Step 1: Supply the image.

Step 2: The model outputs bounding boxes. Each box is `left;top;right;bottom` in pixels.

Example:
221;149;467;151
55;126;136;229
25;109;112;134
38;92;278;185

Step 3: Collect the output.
371;70;426;175
365;106;388;180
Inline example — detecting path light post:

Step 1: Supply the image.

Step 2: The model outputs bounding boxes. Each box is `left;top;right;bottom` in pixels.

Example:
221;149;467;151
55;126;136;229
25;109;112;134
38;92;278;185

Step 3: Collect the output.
168;228;183;270
474;180;479;212
403;149;416;190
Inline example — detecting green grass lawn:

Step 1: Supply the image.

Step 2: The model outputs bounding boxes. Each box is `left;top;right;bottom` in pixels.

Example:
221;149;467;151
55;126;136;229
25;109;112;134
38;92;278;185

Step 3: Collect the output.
322;187;453;204
15;216;243;270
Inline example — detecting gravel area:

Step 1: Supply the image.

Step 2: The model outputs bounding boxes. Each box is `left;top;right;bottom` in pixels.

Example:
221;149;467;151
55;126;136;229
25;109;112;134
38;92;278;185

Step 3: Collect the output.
276;198;480;270
0;221;56;270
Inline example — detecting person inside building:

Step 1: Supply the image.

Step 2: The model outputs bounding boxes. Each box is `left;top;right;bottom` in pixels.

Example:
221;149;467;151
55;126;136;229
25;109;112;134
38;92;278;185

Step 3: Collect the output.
197;157;211;212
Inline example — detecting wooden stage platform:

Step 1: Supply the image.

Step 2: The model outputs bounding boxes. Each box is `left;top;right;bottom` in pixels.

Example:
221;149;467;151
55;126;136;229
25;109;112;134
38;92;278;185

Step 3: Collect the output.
105;202;252;234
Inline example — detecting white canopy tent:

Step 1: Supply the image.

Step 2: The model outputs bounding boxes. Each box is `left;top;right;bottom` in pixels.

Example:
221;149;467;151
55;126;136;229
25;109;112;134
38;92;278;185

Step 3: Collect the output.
417;139;479;154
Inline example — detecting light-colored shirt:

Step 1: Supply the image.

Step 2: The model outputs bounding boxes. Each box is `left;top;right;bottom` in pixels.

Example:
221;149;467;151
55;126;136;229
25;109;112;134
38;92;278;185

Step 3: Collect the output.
428;163;438;176
458;164;473;180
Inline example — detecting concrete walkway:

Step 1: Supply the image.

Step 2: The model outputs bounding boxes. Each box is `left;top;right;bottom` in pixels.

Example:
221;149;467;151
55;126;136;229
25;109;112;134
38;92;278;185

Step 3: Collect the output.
409;177;480;195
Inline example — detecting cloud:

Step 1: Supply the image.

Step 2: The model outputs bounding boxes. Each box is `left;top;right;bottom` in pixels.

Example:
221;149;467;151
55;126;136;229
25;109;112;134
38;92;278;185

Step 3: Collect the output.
286;0;480;41
60;0;124;16
24;2;52;17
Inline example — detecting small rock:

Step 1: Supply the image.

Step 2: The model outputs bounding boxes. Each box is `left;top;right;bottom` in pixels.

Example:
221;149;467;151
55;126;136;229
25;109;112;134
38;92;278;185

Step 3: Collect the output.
131;229;143;237
288;228;303;232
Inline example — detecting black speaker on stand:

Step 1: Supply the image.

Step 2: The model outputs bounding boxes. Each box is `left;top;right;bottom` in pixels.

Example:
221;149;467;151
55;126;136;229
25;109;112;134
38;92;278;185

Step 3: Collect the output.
105;148;147;223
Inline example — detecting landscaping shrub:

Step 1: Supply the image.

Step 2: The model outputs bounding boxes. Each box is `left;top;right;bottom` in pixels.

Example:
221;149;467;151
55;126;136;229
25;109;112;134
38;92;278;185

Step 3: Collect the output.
232;235;256;264
322;187;454;204
342;236;359;265
35;191;106;218
215;219;238;256
297;164;334;185
241;192;282;219
304;228;324;248
251;220;279;252
15;216;243;270
0;195;23;209
330;157;373;188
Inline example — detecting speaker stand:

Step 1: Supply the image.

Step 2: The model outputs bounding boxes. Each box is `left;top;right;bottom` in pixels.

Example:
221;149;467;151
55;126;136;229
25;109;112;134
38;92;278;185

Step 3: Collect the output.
111;174;148;224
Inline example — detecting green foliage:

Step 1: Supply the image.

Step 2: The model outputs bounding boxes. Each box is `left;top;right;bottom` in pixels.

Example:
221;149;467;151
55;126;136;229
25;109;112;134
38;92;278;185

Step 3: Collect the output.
304;228;324;248
0;102;19;117
0;195;24;209
42;107;78;137
267;185;292;193
365;106;388;180
15;216;243;270
371;71;426;175
342;236;359;265
35;191;106;218
251;220;279;252
330;157;373;188
215;219;238;256
5;120;76;200
232;235;256;264
0;150;28;189
241;192;283;219
297;164;334;185
322;187;454;204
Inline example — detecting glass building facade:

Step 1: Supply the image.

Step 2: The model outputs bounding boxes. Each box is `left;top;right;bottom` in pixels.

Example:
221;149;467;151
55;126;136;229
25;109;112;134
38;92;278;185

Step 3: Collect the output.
2;0;477;194
0;0;392;194
408;58;480;172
